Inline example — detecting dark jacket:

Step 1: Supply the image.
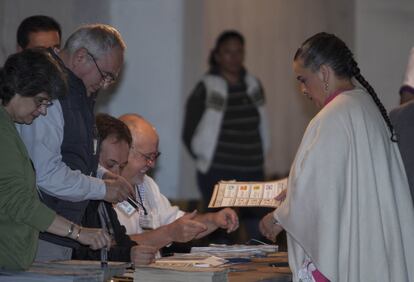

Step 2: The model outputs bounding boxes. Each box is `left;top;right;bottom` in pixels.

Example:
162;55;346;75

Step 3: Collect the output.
72;201;136;262
39;53;99;248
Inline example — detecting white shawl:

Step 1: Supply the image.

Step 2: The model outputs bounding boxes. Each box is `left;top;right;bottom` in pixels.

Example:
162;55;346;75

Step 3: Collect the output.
275;88;414;282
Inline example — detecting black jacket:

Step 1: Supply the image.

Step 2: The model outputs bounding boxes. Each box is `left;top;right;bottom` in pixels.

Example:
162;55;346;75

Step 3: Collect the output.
72;201;137;262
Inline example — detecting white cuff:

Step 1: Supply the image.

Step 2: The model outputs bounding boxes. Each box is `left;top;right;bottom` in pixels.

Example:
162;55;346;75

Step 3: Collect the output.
96;164;109;179
402;47;414;87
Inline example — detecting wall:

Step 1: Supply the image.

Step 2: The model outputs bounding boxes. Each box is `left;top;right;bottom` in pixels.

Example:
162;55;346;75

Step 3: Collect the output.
0;0;194;199
1;0;413;200
198;0;355;177
355;0;414;109
99;0;199;198
0;0;110;58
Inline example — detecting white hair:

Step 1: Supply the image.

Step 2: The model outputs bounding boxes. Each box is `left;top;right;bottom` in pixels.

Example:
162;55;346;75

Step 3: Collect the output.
63;24;126;58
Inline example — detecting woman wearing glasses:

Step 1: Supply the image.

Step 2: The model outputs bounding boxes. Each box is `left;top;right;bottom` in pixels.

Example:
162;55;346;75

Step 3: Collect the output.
0;49;111;270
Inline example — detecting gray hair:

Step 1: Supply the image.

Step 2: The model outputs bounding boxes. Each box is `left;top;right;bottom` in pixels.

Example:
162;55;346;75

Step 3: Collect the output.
63;24;126;58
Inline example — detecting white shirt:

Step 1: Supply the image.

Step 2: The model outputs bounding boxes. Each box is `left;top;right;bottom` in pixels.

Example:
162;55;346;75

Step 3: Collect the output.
115;174;185;235
16;100;106;202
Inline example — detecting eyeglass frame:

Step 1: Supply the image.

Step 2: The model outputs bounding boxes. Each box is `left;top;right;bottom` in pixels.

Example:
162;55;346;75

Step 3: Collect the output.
86;51;116;87
33;95;53;108
131;147;161;163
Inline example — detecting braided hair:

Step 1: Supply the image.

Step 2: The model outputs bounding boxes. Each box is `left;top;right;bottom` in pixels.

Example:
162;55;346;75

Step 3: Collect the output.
294;32;397;142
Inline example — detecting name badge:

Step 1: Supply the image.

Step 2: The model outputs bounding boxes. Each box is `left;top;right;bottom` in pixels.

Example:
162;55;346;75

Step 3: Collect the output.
139;212;159;230
116;201;137;217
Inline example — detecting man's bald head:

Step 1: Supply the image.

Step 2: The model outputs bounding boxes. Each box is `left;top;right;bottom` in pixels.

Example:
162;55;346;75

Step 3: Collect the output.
119;113;158;145
119;113;159;184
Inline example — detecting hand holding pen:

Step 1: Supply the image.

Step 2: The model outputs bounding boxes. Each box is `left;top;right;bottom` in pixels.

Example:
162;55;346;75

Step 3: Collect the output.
97;202;115;267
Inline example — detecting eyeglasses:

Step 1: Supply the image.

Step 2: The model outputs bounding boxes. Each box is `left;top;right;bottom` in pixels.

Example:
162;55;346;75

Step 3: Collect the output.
132;148;161;163
33;96;53;108
87;51;116;87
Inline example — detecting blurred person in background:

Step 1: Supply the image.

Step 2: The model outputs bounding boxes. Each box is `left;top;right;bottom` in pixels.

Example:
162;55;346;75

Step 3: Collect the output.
389;46;414;203
16;15;61;50
183;30;270;242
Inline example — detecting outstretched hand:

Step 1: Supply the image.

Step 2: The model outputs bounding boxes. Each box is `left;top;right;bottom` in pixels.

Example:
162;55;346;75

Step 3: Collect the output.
130;245;158;266
212;208;239;233
259;212;283;242
104;175;135;203
275;189;287;202
77;227;112;250
167;210;207;243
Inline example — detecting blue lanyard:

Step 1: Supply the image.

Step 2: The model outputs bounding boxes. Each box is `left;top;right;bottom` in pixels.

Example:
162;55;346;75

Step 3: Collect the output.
134;184;148;215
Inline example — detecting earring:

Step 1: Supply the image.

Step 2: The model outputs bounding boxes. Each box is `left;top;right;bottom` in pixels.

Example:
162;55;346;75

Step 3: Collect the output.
324;82;329;92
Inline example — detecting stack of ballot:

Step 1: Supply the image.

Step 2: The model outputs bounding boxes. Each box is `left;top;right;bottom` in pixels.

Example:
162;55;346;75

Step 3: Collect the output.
134;256;228;282
134;266;228;282
190;244;279;258
0;260;129;281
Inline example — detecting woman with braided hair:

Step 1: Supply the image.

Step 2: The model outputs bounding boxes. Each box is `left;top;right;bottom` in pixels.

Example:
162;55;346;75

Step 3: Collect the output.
259;32;414;281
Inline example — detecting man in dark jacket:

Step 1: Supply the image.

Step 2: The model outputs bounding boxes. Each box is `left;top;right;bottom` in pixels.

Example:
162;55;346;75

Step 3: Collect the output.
73;113;156;263
18;24;134;261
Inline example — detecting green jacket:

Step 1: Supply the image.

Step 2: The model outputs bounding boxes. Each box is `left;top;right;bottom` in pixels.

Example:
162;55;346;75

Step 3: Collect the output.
0;106;55;270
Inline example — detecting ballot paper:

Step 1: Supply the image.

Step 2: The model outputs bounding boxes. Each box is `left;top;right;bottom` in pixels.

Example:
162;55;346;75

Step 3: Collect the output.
134;256;228;282
147;256;226;267
208;178;287;208
190;244;278;258
0;260;129;281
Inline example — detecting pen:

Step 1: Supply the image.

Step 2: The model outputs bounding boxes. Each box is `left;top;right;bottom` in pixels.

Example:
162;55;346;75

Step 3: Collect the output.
101;247;108;268
98;203;113;269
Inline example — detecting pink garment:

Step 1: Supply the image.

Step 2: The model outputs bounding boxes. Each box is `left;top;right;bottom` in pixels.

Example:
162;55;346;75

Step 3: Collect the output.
323;88;352;106
300;260;330;282
312;269;330;282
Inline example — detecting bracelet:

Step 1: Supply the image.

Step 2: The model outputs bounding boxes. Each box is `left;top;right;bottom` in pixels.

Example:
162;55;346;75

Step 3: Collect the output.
66;222;75;237
75;226;82;241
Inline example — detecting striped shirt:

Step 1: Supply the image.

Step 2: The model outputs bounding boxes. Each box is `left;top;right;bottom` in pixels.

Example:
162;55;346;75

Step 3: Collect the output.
211;81;264;172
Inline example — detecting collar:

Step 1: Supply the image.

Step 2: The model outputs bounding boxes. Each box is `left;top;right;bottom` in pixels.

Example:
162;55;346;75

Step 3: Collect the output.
0;105;13;124
324;88;354;106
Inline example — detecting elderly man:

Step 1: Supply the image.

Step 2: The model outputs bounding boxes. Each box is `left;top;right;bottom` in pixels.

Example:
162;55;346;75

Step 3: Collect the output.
18;24;134;261
17;15;61;50
112;114;239;249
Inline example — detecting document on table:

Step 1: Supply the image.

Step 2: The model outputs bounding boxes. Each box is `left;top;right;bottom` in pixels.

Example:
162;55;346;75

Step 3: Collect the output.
208;178;287;208
190;244;279;258
153;256;228;268
134;257;229;282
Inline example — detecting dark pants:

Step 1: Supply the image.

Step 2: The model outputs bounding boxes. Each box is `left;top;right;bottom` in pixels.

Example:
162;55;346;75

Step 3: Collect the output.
197;167;272;244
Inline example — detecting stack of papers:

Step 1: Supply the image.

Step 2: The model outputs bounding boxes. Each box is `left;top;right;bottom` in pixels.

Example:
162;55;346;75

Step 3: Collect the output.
0;260;129;281
190;244;278;258
134;257;228;282
152;256;227;267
